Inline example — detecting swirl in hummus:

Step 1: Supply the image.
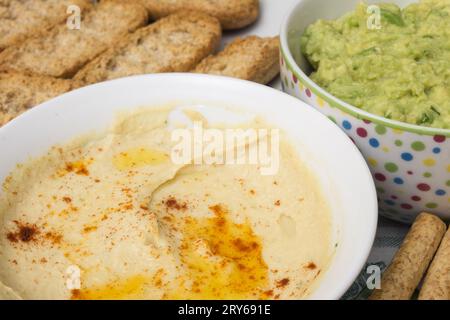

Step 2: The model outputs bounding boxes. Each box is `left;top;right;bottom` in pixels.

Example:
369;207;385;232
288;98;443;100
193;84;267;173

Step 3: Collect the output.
0;107;334;300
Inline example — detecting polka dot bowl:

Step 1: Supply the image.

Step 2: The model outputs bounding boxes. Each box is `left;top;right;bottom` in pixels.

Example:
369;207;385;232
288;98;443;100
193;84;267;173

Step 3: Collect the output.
280;0;450;223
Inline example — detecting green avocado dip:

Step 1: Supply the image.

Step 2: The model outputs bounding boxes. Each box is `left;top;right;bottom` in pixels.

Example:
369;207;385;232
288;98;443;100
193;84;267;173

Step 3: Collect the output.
301;0;450;129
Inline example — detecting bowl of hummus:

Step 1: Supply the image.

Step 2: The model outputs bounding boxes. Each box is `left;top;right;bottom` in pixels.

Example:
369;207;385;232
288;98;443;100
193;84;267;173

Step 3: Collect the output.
0;74;377;300
280;0;450;223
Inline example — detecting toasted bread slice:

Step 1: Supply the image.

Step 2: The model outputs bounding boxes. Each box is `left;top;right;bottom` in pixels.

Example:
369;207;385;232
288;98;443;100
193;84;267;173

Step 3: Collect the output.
0;0;148;78
140;0;259;30
0;0;92;51
0;71;76;126
193;36;280;84
74;11;221;85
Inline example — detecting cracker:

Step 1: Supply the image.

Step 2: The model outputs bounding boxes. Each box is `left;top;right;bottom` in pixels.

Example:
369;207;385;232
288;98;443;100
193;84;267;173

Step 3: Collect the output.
140;0;259;30
74;11;221;85
0;0;148;78
193;36;279;84
0;71;77;126
0;0;91;50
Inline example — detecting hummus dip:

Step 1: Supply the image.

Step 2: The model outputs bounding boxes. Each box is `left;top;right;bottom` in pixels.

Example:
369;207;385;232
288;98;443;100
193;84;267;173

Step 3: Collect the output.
0;108;334;300
301;0;450;128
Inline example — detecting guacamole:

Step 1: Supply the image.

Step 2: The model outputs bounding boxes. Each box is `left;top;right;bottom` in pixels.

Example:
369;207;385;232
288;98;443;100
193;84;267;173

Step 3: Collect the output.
301;0;450;129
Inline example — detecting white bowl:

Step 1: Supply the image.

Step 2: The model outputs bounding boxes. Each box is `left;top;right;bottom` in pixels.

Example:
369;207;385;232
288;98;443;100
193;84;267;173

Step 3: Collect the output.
0;74;377;299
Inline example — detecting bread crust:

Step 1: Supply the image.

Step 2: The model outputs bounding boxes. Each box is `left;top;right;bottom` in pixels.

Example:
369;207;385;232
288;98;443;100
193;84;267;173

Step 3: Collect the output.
74;11;221;85
0;71;76;126
0;0;148;78
194;36;280;84
369;213;446;300
141;0;259;29
0;0;92;50
419;226;450;300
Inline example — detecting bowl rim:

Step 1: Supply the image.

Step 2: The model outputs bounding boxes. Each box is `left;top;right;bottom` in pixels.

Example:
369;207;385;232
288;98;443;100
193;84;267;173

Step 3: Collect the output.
279;0;450;138
0;73;378;300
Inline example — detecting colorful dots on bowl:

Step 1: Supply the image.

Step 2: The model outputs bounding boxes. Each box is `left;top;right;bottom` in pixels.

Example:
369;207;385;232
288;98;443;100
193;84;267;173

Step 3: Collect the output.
411;141;425;151
401;152;413;161
369;138;380;148
401;203;413;210
356;127;367;138
367;157;377;167
417;183;431;191
433;135;446;143
423;158;436;167
342;120;352;130
375;125;386;135
279;61;450;222
384;162;398;172
317;97;325;107
426;202;438;209
305;88;312;97
423;172;432;178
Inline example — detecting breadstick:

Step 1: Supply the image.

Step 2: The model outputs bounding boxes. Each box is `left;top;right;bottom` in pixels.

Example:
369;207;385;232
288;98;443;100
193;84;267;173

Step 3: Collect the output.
418;225;450;300
369;212;446;300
